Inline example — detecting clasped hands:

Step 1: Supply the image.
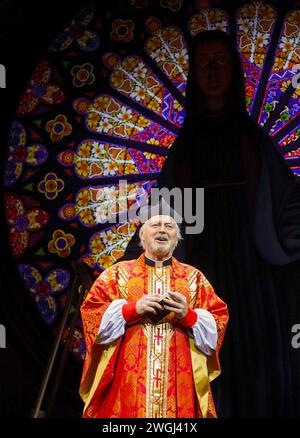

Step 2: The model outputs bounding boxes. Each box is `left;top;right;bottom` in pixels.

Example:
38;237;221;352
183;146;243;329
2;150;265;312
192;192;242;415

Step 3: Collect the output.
136;292;188;321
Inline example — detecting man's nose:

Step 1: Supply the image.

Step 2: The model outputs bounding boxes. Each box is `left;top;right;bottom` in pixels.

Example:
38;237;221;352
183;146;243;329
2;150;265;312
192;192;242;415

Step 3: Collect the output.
158;225;167;232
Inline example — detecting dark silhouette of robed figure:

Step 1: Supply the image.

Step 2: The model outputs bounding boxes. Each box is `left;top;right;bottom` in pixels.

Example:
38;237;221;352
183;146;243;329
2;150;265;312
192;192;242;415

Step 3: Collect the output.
119;30;300;417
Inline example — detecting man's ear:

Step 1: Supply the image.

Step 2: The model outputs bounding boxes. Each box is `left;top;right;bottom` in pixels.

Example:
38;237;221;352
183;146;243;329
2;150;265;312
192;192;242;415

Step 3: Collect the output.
138;228;144;248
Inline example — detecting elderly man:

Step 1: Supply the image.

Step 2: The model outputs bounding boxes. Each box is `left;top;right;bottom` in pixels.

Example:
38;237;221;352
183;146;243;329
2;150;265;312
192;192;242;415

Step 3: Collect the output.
80;212;228;418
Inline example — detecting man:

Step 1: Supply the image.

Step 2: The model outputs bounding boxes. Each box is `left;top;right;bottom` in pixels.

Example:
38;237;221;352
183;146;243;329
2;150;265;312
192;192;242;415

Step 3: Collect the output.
80;211;228;418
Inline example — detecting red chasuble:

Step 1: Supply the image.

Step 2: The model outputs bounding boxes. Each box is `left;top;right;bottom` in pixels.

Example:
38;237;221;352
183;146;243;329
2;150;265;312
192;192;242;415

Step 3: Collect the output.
80;254;228;418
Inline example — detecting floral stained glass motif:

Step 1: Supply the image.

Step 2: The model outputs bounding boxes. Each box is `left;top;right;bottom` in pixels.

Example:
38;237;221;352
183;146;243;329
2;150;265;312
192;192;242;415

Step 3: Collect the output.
160;0;183;13
16;59;65;116
45;115;72;142
258;10;300;135
38;173;65;200
48;230;75;258
59;180;157;228
279;126;300;149
144;18;189;96
104;53;184;127
49;2;99;54
236;1;277;112
188;7;229;36
111;19;135;43
82;221;139;270
279;125;300;175
5;193;49;258
71;63;95;88
73;94;176;147
18;264;70;325
4;121;48;187
57;139;166;179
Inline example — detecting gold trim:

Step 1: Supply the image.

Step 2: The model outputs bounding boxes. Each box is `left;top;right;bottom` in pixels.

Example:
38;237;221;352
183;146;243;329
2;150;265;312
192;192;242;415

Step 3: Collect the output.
117;265;130;300
144;265;174;418
187;270;199;307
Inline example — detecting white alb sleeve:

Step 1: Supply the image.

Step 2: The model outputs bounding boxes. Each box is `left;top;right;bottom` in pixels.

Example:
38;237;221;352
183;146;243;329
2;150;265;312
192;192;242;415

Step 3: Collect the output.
95;299;127;345
191;309;218;356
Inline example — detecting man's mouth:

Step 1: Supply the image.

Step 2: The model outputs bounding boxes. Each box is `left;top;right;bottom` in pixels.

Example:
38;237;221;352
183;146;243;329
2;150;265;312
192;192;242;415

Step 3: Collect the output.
155;236;168;242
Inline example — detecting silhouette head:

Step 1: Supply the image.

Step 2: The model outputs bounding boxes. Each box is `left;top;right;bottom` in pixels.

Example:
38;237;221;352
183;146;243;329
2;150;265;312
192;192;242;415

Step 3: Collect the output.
185;30;246;117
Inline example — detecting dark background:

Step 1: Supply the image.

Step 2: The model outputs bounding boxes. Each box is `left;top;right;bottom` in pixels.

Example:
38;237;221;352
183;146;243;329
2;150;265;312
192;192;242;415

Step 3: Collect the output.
0;0;299;418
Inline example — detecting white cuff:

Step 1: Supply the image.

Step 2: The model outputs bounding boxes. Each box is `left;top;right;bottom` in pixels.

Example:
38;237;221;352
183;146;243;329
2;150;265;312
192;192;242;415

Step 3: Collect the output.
191;309;218;356
96;299;127;345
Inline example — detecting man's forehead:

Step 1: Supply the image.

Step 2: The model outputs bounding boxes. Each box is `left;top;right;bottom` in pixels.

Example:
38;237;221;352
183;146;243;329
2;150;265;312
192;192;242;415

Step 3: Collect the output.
146;215;176;225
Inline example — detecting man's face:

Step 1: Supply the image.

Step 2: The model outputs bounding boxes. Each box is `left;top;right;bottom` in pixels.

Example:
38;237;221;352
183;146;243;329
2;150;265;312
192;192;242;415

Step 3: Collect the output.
140;215;178;259
194;40;233;99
